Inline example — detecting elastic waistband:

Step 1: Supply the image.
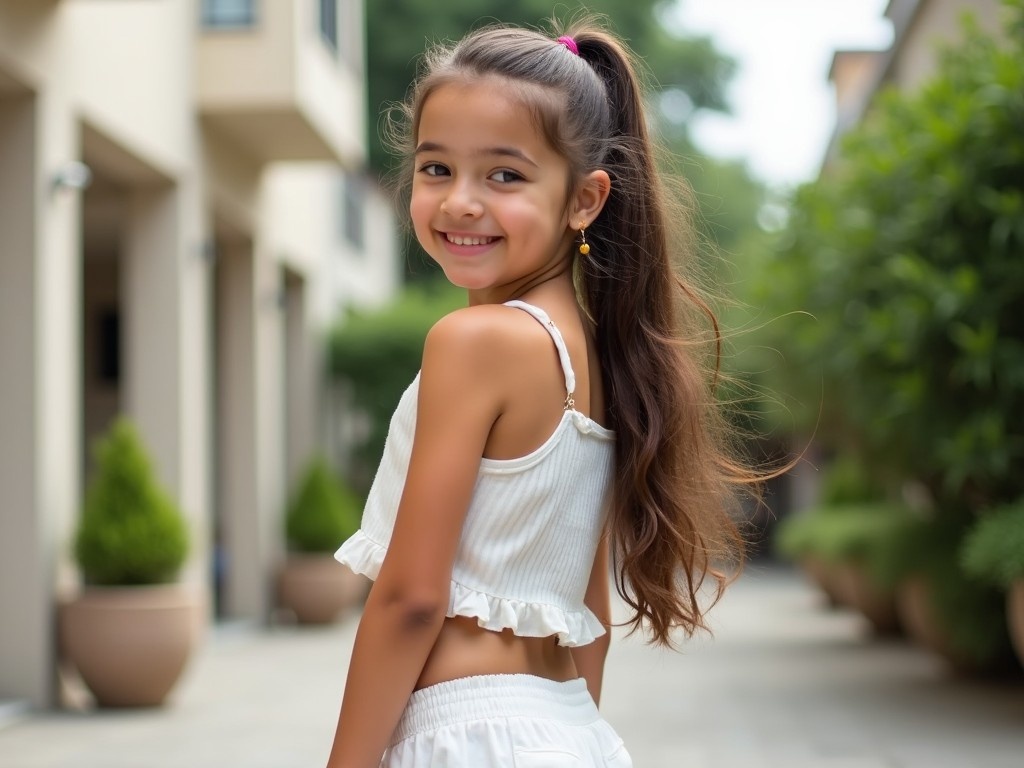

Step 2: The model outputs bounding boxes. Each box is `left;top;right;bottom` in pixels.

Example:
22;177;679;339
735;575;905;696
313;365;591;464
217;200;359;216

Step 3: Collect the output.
392;674;598;744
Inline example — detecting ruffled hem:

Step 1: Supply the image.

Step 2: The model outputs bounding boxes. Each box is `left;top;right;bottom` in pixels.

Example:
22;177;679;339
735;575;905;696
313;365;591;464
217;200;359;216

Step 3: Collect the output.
334;530;607;648
334;529;385;580
447;580;606;648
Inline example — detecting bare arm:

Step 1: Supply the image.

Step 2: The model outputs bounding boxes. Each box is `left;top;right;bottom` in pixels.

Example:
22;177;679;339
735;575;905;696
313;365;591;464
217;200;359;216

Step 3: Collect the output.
571;532;612;706
325;313;503;768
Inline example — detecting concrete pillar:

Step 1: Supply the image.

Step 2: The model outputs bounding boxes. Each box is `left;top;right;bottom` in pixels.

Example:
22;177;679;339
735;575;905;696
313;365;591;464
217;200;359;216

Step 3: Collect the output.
122;184;210;590
123;188;182;496
0;90;81;708
216;244;285;621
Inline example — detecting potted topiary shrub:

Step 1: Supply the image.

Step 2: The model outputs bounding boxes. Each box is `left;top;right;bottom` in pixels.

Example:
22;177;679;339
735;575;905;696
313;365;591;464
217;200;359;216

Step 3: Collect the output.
962;499;1024;669
816;504;911;635
774;456;891;612
883;515;1016;676
277;457;366;624
775;508;847;607
776;503;911;634
59;418;202;707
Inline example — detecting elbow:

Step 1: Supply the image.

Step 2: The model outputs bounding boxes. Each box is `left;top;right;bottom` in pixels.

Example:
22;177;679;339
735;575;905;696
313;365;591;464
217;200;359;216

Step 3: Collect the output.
398;599;447;631
374;584;449;632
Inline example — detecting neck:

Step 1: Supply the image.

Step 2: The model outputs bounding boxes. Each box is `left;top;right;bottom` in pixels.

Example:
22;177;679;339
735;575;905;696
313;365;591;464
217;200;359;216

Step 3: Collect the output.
467;261;574;307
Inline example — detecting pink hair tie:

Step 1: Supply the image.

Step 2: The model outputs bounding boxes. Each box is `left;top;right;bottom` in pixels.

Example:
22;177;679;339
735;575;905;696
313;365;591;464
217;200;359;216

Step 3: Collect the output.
556;35;580;56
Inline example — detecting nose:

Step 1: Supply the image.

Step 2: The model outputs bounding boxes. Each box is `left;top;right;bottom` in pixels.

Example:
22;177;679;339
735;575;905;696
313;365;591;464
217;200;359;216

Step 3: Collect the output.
440;179;483;218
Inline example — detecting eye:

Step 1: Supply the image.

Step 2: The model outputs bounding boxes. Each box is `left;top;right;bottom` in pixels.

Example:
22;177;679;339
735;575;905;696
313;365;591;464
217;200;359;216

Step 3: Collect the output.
418;162;450;177
489;169;524;184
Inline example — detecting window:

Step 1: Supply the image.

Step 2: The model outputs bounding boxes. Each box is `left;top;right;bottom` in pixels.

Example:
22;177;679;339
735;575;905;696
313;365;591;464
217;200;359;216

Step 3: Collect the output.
201;0;257;29
97;308;121;385
341;174;365;250
319;0;338;52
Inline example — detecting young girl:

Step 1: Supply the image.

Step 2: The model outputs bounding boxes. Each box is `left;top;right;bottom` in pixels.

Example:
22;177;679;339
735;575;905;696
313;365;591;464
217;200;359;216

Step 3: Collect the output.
327;18;751;768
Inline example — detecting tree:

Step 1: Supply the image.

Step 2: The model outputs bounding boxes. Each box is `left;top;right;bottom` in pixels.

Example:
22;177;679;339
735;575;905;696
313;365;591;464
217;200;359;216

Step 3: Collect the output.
758;3;1024;511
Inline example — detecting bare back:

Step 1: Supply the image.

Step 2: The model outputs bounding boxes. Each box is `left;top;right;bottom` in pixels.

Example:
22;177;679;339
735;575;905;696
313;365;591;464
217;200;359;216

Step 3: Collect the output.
416;292;608;690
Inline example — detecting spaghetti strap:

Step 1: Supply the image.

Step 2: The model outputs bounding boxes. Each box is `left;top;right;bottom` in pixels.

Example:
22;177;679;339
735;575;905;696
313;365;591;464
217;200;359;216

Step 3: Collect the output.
503;300;576;407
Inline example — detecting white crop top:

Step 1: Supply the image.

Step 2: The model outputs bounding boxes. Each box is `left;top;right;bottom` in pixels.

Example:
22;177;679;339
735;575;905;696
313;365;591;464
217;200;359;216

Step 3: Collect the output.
334;300;615;646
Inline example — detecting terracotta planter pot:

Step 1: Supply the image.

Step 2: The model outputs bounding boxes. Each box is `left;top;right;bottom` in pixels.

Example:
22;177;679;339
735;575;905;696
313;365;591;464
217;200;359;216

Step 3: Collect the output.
800;555;846;607
1008;580;1024;666
834;560;900;635
278;553;369;624
896;576;974;672
59;584;204;708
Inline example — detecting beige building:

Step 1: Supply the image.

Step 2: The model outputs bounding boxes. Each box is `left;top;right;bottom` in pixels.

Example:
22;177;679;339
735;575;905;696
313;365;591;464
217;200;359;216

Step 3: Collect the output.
0;0;398;710
826;0;1006;167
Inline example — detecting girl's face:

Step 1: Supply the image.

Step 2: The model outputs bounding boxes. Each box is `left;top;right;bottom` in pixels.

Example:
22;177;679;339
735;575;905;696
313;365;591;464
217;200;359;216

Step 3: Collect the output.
410;80;577;303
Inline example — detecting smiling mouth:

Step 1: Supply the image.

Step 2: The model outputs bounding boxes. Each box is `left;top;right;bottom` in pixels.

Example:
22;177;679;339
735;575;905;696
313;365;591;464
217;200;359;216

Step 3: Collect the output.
445;233;498;246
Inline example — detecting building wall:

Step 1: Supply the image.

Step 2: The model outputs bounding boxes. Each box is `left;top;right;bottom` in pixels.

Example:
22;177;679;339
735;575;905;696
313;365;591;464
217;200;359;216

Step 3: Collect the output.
888;0;1004;91
825;0;1007;169
0;0;396;709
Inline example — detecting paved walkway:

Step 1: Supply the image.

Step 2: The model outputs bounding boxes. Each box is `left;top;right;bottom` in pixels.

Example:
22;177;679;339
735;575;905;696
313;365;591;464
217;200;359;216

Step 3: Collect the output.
1;565;1022;767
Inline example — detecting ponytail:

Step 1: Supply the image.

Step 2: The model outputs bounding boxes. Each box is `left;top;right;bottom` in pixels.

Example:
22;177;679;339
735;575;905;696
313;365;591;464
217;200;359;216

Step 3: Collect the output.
572;25;750;645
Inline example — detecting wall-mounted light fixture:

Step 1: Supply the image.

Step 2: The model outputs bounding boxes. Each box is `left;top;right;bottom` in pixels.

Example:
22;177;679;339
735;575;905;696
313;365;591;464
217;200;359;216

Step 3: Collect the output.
198;238;218;266
51;160;93;194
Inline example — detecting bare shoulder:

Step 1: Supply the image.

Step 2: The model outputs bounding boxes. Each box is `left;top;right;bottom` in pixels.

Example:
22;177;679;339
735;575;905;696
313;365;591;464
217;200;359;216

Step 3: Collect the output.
423;304;544;374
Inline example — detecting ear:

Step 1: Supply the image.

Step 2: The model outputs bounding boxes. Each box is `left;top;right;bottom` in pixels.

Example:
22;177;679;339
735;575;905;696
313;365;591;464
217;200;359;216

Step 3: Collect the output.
568;169;611;230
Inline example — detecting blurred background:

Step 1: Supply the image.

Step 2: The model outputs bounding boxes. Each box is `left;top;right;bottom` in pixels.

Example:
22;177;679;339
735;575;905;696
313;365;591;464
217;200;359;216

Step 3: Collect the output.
1;0;1022;761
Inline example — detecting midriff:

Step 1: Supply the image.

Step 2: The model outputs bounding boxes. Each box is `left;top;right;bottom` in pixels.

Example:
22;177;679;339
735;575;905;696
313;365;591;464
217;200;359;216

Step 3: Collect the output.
415;615;579;690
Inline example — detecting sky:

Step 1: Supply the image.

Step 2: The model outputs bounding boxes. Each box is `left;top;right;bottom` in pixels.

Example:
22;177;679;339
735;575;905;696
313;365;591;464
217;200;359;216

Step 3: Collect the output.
668;0;894;189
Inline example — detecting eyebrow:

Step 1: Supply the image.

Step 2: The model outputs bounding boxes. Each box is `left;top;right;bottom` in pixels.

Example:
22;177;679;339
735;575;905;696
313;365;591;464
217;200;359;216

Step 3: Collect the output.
414;141;538;168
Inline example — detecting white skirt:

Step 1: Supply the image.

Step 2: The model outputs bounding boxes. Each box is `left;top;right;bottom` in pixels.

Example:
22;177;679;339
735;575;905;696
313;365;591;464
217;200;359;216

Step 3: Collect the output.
383;674;633;768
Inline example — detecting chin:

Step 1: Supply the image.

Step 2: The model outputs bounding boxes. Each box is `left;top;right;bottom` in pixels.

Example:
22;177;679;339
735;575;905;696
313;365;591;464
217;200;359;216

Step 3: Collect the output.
439;269;488;292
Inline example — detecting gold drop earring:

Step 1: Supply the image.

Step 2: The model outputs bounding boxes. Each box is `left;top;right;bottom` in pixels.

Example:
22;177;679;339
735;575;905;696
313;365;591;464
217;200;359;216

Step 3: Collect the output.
577;222;590;255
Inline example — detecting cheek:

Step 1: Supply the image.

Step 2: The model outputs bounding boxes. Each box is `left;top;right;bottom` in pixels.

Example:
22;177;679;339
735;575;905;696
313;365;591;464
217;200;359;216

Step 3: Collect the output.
500;198;557;232
409;192;434;237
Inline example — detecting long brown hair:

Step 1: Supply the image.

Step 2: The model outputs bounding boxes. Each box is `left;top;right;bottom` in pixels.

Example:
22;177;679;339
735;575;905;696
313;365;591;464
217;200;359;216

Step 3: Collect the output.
393;18;759;646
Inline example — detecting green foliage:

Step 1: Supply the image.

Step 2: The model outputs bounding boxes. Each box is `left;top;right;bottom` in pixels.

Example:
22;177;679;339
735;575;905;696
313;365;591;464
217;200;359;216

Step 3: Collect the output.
678;152;768;255
865;510;1014;670
285;458;362;553
784;505;1015;669
927;555;1016;671
328;282;464;494
775;503;916;585
759;3;1024;510
74;418;188;586
866;512;964;591
774;457;892;565
819;454;885;506
962;498;1024;587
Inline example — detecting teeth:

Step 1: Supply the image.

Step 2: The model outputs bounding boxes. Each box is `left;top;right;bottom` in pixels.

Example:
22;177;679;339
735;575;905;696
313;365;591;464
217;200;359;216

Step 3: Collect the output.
446;234;495;246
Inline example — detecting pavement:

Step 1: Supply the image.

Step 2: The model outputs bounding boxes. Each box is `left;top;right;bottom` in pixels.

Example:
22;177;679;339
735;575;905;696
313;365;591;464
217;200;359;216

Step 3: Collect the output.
1;563;1022;768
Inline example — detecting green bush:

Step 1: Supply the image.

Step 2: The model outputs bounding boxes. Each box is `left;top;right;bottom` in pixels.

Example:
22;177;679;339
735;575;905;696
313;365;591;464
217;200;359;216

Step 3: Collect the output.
328;282;463;494
774;456;898;573
961;498;1024;587
759;2;1024;510
924;562;1015;672
74;418;188;586
285;458;361;553
878;513;1015;670
776;503;914;581
818;455;885;506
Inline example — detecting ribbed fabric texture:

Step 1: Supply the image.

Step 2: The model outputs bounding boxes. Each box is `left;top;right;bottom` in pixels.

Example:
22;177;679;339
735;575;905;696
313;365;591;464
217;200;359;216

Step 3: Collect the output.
335;302;615;646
